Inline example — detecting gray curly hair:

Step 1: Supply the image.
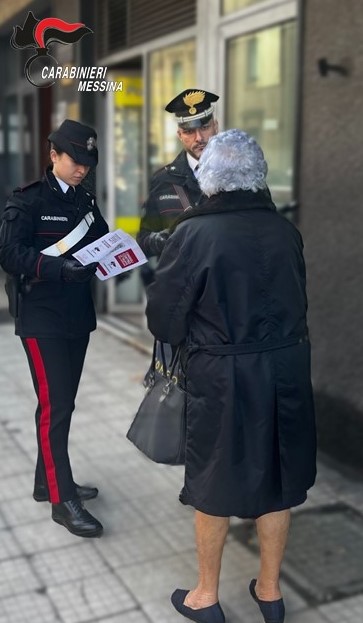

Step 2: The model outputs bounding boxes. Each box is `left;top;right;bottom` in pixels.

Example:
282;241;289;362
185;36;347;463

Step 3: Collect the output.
198;129;268;197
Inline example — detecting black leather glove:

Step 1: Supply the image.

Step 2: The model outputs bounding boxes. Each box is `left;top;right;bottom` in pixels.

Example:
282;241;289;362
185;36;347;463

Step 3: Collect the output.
61;259;99;283
148;229;170;255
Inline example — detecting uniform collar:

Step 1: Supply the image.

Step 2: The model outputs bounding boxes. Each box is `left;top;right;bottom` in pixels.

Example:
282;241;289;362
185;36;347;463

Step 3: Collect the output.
186;152;199;174
44;167;78;204
55;176;71;194
166;150;194;177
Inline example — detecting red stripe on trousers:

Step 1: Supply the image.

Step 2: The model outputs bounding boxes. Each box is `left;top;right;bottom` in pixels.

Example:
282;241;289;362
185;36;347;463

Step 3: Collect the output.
25;338;60;503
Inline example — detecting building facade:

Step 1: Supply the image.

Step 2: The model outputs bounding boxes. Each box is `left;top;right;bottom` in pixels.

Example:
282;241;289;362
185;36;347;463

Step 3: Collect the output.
0;0;362;472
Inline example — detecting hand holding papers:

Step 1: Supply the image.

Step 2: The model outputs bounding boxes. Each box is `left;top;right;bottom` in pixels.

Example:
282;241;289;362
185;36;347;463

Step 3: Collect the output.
72;229;148;280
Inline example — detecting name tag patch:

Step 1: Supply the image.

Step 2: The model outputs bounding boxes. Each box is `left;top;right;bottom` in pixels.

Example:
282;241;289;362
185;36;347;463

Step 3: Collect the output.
41;216;69;221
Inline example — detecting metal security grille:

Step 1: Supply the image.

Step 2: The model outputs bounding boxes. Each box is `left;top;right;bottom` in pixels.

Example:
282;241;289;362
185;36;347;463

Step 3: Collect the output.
230;503;363;605
96;0;196;58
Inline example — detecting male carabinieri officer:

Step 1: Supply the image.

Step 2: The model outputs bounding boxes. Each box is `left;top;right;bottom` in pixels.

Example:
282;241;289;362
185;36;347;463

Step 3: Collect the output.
137;89;219;265
0;119;108;538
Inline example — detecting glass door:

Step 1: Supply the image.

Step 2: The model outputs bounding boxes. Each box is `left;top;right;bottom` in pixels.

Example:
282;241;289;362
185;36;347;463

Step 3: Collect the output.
220;0;298;208
105;72;144;313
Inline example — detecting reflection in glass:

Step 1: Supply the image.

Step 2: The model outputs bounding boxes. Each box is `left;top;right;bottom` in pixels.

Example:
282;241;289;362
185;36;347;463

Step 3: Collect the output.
149;40;196;177
23;94;37;182
5;96;20;189
222;0;265;15
226;22;297;206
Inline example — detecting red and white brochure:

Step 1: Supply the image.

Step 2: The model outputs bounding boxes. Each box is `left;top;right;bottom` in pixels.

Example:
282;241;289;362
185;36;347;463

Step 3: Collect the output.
72;229;148;281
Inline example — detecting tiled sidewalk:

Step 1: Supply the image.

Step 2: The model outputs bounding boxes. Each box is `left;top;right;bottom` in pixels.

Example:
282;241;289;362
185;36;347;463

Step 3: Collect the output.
0;321;362;623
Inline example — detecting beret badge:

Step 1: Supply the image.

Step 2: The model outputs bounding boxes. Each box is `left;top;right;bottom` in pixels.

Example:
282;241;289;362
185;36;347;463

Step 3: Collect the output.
87;136;97;151
183;90;206;115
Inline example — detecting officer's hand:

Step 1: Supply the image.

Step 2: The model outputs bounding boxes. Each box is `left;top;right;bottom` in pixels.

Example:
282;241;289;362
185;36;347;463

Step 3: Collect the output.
61;259;99;283
149;229;170;255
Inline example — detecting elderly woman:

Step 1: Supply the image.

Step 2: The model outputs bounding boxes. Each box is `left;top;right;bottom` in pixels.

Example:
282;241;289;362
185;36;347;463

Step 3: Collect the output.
146;129;316;623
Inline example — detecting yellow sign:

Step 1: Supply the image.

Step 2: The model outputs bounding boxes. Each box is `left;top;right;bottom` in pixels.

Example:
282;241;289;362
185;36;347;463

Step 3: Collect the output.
114;76;143;107
115;216;141;237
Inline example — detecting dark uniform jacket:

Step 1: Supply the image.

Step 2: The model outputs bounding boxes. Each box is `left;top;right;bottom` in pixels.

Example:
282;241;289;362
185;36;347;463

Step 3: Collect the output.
0;167;108;338
137;150;202;256
146;189;317;518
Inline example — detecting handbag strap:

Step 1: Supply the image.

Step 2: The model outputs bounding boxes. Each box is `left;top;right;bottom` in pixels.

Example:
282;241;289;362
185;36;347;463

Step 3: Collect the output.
151;339;168;376
173;184;193;212
167;346;181;382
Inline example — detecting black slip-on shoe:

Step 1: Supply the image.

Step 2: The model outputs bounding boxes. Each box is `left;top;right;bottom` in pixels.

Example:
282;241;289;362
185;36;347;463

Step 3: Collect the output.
249;579;285;623
52;499;103;538
171;589;225;623
34;483;98;502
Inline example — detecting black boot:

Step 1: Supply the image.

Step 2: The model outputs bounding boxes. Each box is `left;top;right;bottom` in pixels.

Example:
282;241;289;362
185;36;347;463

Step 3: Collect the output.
52;499;103;538
34;483;98;502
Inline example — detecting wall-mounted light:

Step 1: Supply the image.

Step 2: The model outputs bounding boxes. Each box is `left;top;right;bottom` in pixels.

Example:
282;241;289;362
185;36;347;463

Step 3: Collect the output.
317;58;349;77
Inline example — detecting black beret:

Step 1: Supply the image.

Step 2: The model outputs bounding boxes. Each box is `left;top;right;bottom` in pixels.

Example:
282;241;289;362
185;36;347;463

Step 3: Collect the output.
165;89;219;129
48;119;98;167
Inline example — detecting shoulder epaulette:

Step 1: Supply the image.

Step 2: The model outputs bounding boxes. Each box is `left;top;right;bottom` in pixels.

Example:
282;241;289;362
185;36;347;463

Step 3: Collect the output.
13;180;42;193
151;165;167;178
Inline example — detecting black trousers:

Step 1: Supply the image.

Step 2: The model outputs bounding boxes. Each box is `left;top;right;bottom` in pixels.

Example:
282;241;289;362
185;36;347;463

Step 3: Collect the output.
21;335;89;503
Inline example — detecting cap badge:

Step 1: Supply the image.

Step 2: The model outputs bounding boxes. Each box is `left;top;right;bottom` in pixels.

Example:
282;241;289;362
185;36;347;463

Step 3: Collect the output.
87;137;97;151
183;90;205;115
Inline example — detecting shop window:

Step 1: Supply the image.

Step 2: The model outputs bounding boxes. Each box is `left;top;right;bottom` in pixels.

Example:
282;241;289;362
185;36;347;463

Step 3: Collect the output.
226;21;297;206
222;0;265;15
148;40;196;177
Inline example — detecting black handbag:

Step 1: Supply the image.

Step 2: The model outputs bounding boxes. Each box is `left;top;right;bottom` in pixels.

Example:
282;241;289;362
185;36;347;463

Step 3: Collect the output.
126;342;186;465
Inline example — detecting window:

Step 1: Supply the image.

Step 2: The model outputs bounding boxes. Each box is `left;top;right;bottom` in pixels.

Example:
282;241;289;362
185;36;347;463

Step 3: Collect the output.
222;0;265;15
226;21;297;206
148;40;196;176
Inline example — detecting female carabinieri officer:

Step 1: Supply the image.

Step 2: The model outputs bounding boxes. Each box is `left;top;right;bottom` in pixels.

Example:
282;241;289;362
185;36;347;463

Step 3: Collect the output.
0;119;109;538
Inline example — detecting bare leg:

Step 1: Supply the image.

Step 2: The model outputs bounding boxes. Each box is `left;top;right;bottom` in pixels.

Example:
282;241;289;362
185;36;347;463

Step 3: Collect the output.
184;510;230;609
255;509;291;600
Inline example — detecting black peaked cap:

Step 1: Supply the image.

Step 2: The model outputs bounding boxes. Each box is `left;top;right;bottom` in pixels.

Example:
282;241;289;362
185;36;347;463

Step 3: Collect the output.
48;119;98;167
165;89;219;129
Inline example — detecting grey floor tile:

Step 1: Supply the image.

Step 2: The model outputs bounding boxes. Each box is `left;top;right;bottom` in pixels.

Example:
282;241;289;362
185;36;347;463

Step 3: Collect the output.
157;464;185;489
0;474;33;502
131;490;192;525
0;431;19;455
99;610;150;623
0;529;22;561
0;496;50;527
33;543;108;585
217;577;273;623
0;453;33;478
118;554;196;603
9;429;38;458
92;497;149;536
101;468;174;501
142;598;190;623
0;591;58;623
288;611;329;623
319;594;363;622
0;558;42;599
154;516;195;554
13;518;84;554
47;572;136;623
94;524;174;569
218;540;260;582
217;574;309;623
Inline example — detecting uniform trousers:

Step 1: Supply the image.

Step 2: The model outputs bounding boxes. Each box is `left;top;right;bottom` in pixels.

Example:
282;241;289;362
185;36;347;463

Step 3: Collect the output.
21;335;90;503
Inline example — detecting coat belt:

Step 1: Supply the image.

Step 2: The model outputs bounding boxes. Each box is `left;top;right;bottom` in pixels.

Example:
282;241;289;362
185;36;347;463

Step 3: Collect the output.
190;334;309;356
